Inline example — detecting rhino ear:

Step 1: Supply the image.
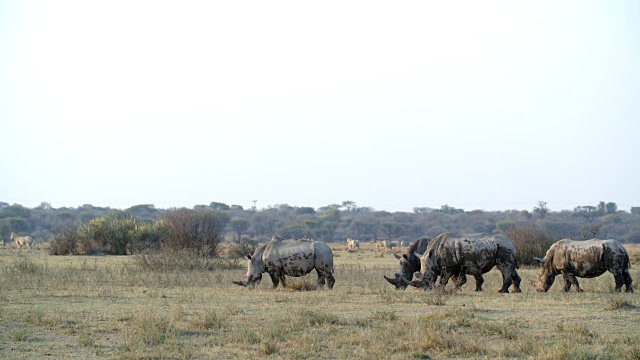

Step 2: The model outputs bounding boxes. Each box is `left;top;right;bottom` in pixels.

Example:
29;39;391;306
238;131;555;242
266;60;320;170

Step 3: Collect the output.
533;257;545;264
428;249;437;265
244;255;252;260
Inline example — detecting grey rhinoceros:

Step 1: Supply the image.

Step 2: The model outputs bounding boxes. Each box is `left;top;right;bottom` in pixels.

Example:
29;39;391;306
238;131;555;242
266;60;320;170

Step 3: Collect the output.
384;237;431;289
406;232;521;293
384;236;483;290
233;238;335;290
531;238;633;293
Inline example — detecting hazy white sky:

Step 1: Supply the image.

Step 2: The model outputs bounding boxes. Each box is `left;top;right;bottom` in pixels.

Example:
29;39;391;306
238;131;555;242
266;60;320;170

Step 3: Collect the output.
1;1;639;212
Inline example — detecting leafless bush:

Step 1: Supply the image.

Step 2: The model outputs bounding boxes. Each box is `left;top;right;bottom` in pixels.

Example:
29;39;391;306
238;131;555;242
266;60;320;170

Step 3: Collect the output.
505;224;557;266
225;238;259;259
159;208;228;257
48;225;80;255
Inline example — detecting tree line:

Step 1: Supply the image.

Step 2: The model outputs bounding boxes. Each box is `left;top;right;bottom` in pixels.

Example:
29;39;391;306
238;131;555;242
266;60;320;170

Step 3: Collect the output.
2;200;640;247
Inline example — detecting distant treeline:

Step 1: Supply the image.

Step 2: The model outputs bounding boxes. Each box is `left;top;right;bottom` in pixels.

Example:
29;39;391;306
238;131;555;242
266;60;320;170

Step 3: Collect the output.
1;200;640;244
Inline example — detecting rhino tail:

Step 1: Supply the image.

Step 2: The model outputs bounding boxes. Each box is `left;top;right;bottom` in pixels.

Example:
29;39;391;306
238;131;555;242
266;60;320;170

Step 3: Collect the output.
625;252;631;269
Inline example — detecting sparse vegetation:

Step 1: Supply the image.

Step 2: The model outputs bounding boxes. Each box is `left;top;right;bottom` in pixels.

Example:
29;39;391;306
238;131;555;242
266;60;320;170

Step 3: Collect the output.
0;243;638;359
4;200;640;252
505;224;557;265
604;296;637;310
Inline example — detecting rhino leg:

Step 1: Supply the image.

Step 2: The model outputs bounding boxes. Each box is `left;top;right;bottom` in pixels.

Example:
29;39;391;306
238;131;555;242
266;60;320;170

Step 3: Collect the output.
326;273;335;289
439;268;453;288
453;274;468;288
496;266;513;293
268;271;280;289
562;277;572;292
623;269;633;293
473;275;484;292
561;271;582;292
511;269;522;293
316;270;335;290
454;269;467;289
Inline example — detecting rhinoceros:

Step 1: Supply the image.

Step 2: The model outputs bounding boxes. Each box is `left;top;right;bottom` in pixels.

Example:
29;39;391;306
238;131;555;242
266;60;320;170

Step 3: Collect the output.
384;236;482;290
384;237;431;289
233;238;335;290
406;233;521;293
531;238;633;293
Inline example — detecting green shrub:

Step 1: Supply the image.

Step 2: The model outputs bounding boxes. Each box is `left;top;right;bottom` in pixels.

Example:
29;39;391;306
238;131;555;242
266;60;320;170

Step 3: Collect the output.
49;218;161;255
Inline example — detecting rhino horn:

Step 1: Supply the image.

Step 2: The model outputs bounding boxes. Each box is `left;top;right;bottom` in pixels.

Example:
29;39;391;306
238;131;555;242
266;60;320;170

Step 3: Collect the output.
402;278;424;288
533;257;546;264
232;280;246;287
384;275;399;285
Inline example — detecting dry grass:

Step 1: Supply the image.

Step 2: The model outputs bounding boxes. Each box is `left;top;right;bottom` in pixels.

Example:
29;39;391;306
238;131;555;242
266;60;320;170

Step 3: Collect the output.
0;244;639;359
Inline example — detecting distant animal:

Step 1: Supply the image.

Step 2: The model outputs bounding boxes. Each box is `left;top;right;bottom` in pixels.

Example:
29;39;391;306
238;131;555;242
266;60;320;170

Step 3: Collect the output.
388;240;406;248
406;232;521;293
531;238;633;293
11;232;34;252
233;238;335;290
346;237;360;250
372;238;392;252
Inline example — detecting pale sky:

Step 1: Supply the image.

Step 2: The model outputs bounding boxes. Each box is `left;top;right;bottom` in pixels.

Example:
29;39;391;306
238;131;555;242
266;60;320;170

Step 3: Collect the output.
1;1;639;213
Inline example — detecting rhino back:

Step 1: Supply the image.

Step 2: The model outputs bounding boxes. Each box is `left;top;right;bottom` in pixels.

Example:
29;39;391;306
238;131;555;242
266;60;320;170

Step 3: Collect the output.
551;239;609;277
453;234;498;274
262;241;317;276
432;233;495;270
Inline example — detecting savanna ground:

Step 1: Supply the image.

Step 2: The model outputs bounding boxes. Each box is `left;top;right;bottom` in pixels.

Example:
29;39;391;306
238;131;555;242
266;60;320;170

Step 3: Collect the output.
0;243;639;359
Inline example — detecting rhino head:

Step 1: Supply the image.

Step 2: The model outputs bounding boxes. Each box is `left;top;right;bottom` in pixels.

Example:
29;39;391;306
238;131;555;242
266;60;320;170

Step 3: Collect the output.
233;254;263;289
404;250;439;290
530;256;555;292
403;271;435;289
384;253;412;290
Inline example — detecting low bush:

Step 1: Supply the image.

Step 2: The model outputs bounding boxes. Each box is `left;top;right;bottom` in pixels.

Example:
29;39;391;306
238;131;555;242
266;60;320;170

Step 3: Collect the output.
49;218;161;255
159;208;228;257
505;224;557;266
48;225;80;255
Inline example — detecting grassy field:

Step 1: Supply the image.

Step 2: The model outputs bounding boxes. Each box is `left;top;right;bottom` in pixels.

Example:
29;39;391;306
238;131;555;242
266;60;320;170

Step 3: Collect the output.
1;243;639;359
